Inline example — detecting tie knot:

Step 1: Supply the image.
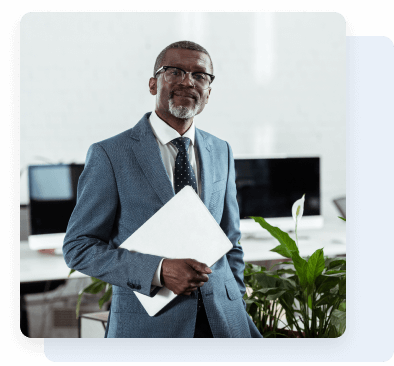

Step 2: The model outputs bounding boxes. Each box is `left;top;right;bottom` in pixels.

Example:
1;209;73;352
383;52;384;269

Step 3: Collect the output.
171;137;191;153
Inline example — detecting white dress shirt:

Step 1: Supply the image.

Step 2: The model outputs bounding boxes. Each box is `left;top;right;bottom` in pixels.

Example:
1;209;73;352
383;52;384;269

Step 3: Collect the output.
149;111;202;288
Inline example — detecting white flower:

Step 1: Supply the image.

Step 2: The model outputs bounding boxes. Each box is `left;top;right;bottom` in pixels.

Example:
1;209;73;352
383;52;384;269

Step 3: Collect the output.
292;194;305;224
292;194;305;246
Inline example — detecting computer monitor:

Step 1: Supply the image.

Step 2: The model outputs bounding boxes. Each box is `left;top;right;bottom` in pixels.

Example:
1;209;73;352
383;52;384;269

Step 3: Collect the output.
27;158;321;240
333;196;346;219
234;157;322;235
28;164;84;235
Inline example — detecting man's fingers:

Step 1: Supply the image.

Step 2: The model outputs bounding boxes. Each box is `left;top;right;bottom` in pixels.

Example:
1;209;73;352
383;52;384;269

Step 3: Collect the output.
164;258;212;297
195;273;209;282
187;273;208;286
185;258;212;274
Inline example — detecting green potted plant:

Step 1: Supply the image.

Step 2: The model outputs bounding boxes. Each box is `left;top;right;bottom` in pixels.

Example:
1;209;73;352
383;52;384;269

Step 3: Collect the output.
68;269;112;318
70;195;346;338
243;195;346;338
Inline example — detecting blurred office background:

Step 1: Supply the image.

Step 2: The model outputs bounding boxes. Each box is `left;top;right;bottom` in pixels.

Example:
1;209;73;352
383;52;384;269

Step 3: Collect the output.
20;12;345;337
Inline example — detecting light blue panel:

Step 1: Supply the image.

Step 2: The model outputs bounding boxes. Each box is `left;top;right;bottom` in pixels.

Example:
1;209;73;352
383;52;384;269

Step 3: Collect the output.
30;165;73;200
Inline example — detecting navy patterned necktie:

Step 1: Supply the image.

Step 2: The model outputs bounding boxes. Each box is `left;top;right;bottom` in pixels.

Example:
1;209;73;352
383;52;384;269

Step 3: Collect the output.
171;137;198;195
172;136;206;317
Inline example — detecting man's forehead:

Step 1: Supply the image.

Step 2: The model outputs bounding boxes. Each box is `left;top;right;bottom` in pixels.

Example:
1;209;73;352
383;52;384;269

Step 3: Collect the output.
162;48;213;73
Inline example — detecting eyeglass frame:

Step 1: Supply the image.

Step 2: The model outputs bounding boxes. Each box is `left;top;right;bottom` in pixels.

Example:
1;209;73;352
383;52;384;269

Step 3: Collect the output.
154;66;215;89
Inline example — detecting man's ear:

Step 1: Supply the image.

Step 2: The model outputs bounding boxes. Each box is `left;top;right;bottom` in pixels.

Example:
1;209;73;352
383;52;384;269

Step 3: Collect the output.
205;87;212;104
149;77;157;96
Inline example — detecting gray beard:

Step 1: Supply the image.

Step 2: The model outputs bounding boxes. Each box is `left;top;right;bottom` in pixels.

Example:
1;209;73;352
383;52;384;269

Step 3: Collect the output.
168;98;200;119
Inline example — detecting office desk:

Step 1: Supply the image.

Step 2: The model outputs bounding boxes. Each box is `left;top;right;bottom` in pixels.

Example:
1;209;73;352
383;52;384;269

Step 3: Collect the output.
21;241;88;283
20;221;346;282
242;221;346;263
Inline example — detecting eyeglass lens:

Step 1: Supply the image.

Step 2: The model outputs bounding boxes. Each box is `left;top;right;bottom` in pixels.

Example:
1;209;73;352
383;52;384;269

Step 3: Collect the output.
163;68;211;89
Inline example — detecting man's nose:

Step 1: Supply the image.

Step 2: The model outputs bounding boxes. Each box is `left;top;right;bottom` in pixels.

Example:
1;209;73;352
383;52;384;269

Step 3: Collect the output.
180;72;195;87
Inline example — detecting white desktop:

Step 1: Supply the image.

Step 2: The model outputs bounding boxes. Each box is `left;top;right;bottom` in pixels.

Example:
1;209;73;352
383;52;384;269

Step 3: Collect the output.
240;215;324;238
28;232;65;253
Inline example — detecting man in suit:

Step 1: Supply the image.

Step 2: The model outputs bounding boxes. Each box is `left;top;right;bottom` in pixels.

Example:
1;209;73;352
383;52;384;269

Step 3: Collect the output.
63;40;262;338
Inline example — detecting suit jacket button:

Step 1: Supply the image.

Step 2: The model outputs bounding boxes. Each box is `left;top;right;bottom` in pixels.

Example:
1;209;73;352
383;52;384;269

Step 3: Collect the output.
136;285;141;290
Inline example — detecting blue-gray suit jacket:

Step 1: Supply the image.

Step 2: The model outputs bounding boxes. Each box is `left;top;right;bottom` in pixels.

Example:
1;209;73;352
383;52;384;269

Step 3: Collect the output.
63;112;262;338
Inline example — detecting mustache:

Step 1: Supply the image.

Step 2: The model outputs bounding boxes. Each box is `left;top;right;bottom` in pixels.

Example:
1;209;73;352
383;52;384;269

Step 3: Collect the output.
169;89;199;101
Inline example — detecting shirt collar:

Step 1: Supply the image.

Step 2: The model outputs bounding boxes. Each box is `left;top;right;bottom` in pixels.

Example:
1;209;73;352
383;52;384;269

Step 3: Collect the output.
149;111;195;146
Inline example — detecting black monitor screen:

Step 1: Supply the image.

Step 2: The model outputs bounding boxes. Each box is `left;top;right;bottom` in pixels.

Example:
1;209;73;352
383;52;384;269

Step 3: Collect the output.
234;157;320;219
28;164;84;235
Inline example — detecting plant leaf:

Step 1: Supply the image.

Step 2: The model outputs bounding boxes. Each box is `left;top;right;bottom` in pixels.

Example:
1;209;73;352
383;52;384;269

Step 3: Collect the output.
75;280;108;318
324;271;346;277
266;290;287;301
328;325;338;338
270;244;293;259
325;269;346;275
306;248;325;286
250;216;298;257
277;268;297;276
244;263;266;277
327;259;346;270
290;250;308;288
307;294;313;310
82;280;107;295
280;277;297;290
255;287;287;301
68;269;75;277
98;284;112;309
315;293;335;307
339;277;346;296
328;265;344;272
330;284;339;295
254;272;278;289
331;309;346;335
338;216;346;222
315;274;339;293
279;292;295;329
315;307;324;325
269;261;294;270
256;287;283;295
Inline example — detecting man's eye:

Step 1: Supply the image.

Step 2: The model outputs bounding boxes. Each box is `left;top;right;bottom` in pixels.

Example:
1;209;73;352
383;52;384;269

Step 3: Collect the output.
170;69;180;76
194;73;206;80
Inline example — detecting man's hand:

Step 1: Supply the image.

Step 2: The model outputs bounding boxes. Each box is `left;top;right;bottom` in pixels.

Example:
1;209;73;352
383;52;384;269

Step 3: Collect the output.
161;258;212;296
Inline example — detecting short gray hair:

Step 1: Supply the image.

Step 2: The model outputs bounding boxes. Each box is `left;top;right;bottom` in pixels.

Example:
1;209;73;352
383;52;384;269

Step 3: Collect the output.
153;40;213;77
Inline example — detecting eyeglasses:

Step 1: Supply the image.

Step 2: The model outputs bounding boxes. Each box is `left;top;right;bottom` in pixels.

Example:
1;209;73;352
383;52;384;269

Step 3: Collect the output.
155;66;215;90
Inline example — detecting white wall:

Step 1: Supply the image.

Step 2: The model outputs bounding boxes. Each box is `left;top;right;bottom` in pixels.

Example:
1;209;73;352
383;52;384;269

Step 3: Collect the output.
20;12;345;222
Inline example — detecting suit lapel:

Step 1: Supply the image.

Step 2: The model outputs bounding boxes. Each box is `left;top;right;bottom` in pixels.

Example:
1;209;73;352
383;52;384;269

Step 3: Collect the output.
129;113;175;206
195;128;213;208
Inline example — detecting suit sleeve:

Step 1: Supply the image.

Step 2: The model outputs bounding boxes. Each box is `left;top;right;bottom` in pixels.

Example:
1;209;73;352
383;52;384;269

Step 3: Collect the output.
220;142;246;304
62;143;163;297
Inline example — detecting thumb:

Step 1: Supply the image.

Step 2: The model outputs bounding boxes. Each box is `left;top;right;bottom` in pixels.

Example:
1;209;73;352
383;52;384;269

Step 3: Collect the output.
185;259;212;274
